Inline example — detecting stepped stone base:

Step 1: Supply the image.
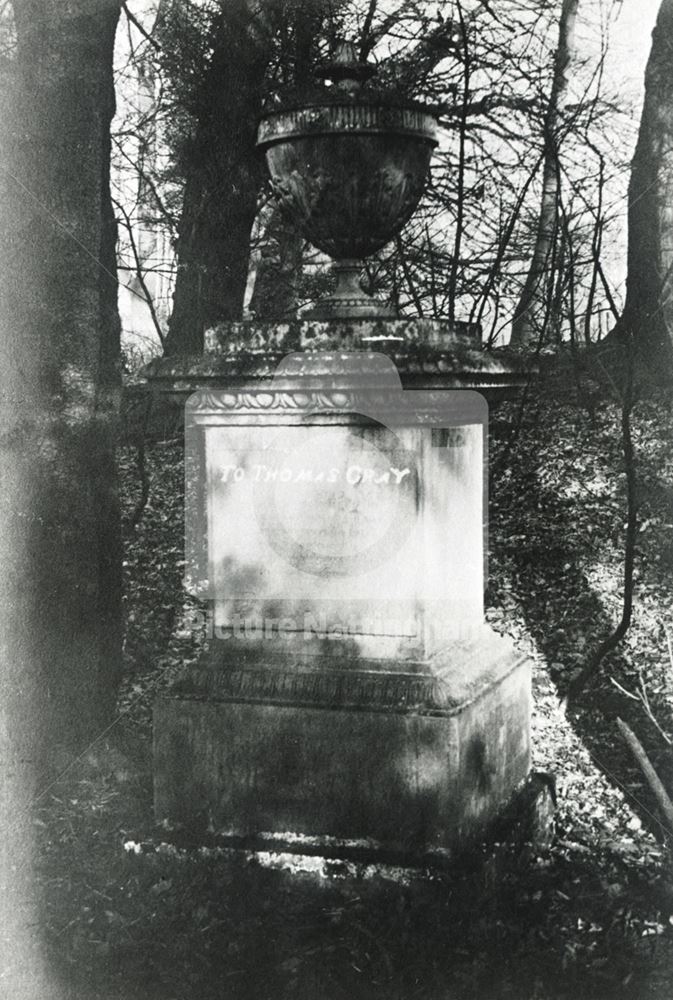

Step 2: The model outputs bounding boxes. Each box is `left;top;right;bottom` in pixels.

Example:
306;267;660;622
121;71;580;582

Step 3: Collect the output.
153;632;531;856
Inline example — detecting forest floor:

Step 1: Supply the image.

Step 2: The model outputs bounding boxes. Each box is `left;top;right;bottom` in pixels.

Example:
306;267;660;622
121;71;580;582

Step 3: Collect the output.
36;359;673;1000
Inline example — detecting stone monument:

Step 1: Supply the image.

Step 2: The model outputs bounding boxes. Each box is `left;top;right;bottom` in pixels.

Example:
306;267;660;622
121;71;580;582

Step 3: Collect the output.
151;42;534;860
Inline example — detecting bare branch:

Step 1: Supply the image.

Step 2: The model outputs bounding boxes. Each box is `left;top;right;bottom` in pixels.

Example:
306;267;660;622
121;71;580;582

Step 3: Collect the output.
112;196;166;348
395;235;424;317
121;1;161;52
112;135;178;236
359;0;378;59
616;717;673;835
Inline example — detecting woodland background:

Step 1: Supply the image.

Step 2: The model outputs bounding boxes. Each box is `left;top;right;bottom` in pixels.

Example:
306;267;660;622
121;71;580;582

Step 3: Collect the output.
1;2;673;998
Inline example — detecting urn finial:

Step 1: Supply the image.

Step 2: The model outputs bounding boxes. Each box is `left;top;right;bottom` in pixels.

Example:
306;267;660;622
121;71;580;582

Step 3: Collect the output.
316;39;376;92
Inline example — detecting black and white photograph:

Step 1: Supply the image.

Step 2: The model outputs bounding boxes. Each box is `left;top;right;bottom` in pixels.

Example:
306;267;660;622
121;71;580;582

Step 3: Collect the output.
1;2;672;998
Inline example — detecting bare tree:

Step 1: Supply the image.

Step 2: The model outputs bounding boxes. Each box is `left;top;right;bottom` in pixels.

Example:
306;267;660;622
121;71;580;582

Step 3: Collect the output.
618;0;673;365
510;0;580;348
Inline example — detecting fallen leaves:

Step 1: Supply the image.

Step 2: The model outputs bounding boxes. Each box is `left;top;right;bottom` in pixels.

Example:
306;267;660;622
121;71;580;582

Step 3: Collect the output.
31;373;673;999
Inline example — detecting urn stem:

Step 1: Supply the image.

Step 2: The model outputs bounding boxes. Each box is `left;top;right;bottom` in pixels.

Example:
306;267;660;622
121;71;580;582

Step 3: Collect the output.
334;258;365;300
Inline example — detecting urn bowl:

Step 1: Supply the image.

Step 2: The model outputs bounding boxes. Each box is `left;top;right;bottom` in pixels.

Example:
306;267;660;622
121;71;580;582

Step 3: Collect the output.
256;100;438;261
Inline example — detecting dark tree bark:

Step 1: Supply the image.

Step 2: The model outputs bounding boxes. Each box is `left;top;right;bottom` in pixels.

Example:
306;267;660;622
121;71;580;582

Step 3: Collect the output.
619;0;673;365
0;0;123;831
0;2;122;988
163;2;271;355
248;213;305;320
246;2;323;320
0;0;123;745
162;0;352;349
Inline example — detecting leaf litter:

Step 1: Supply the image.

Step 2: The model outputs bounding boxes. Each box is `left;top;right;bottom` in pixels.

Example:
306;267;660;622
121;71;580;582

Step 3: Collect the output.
35;372;673;999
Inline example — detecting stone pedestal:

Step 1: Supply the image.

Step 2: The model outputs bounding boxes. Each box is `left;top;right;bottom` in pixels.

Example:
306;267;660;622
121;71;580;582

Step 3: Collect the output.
149;321;533;857
154;631;530;854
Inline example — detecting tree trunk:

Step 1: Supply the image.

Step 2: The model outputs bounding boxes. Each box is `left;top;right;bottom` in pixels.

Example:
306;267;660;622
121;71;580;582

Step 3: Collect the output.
248;210;305;320
245;3;323;321
163;3;270;355
0;0;123;749
510;0;579;348
0;2;122;988
619;0;673;365
163;0;345;350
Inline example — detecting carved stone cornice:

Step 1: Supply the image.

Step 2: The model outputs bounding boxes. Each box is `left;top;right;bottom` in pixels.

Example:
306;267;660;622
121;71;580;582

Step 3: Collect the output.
187;389;359;414
143;321;533;403
147;356;530;405
171;634;527;717
176;665;453;716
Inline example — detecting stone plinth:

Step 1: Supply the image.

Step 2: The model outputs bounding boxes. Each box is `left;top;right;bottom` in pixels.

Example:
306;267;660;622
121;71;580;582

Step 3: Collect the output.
150;321;533;857
144;319;531;401
191;357;486;661
154;629;530;854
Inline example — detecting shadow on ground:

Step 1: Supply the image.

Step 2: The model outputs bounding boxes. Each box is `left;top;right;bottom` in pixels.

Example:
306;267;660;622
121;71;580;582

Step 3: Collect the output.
40;386;671;1000
488;379;673;842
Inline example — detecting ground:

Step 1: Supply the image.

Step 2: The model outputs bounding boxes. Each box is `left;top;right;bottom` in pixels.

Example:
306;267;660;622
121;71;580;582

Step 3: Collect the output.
35;360;673;999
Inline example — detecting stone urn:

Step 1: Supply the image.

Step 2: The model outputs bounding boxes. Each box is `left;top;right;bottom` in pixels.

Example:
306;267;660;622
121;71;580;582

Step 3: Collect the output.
256;41;439;319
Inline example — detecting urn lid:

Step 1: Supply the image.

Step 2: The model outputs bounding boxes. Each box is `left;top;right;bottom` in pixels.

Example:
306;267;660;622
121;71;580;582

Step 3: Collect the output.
256;39;439;149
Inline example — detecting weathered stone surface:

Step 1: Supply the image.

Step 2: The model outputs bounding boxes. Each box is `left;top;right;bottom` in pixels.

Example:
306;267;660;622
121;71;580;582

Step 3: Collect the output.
184;358;487;657
150;340;535;856
174;625;526;712
154;637;531;854
255;45;438;320
201;422;483;656
143;320;531;401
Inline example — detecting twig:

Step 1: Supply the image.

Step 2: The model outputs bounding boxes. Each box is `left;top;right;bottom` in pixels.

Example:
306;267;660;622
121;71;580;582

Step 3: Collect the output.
616;717;673;835
475;152;544;339
477;0;516;31
395;236;424;316
584;149;605;343
609;677;639;702
112;137;178;236
424;224;439;318
636;668;673;745
122;2;161;52
596;258;622;325
112;197;165;349
359;0;378;59
610;675;673;746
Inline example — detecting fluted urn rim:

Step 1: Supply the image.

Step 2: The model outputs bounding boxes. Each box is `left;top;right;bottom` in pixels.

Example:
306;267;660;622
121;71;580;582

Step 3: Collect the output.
256;97;439;150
